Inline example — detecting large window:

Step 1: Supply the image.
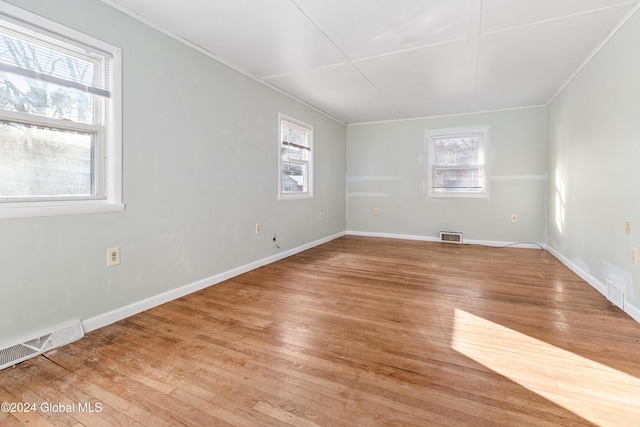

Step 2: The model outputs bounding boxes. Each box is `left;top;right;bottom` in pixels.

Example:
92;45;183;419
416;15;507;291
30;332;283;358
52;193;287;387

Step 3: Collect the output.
279;114;313;200
0;3;122;219
426;127;490;198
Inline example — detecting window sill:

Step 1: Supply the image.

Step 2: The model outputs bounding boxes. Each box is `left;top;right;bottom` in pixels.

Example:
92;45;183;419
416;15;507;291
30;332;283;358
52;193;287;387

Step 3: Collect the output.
429;191;488;199
0;200;125;220
278;193;313;201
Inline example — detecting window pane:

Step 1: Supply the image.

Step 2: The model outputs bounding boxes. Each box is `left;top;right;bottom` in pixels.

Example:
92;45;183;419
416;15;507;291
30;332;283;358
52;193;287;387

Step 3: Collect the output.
434;137;480;166
0;29;98;124
433;167;482;190
281;145;309;161
0;73;94;124
281;121;309;148
0;28;99;87
282;161;307;193
0;121;94;198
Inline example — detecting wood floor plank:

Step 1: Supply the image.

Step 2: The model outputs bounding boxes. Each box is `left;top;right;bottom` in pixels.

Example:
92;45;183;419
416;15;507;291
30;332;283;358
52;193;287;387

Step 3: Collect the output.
2;236;640;426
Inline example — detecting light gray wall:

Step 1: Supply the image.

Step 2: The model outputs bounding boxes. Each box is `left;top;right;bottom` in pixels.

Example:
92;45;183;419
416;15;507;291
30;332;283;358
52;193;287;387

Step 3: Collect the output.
0;0;346;345
548;10;640;310
347;108;547;243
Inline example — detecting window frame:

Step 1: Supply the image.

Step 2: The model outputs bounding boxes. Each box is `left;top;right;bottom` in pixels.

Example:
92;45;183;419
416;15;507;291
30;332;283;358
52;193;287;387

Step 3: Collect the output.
0;2;123;220
278;113;313;201
426;126;490;199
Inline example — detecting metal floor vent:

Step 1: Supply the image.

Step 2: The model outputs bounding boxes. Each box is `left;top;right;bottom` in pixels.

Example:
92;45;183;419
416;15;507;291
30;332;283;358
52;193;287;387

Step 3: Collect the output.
0;321;84;371
440;231;463;244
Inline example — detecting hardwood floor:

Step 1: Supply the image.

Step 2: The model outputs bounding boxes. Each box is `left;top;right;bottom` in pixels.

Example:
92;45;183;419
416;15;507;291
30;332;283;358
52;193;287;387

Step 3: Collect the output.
2;236;640;426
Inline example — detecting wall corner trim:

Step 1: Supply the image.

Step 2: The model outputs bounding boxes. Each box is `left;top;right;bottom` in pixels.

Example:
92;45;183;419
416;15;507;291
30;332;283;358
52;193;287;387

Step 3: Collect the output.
82;231;346;334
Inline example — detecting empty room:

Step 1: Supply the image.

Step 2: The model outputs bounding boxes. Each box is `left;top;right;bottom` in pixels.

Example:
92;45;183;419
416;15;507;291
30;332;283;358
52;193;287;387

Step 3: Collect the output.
1;0;640;426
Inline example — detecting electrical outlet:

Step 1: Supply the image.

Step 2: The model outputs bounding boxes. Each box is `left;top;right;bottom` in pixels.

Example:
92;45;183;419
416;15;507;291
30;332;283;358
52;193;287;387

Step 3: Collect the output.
373;208;379;216
255;223;261;235
319;212;324;221
632;247;637;265
511;214;518;223
107;247;120;267
625;221;631;236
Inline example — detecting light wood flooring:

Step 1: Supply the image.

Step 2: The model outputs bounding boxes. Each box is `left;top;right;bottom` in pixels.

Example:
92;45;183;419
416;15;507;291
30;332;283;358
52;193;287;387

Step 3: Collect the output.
2;236;640;426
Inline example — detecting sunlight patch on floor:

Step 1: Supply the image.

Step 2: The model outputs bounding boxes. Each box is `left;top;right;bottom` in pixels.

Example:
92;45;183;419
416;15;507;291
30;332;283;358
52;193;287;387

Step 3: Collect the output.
451;309;640;426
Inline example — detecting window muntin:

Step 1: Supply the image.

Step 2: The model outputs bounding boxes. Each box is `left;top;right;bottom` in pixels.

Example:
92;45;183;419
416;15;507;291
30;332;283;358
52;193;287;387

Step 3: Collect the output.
0;3;122;218
427;127;490;198
279;114;313;200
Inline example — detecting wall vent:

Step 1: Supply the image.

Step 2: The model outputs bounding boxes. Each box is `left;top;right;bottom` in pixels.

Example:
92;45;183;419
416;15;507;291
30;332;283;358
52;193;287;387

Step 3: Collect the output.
440;231;463;244
606;275;625;310
0;321;84;371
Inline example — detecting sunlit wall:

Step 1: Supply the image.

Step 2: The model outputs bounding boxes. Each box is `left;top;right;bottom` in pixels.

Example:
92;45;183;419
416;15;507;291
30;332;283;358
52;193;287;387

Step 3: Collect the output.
547;9;640;313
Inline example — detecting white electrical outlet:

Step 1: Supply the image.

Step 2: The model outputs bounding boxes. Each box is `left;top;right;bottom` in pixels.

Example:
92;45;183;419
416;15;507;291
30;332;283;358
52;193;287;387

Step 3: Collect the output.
632;247;637;265
107;247;120;267
625;221;631;236
255;223;261;235
373;208;379;216
319;212;324;221
511;214;518;223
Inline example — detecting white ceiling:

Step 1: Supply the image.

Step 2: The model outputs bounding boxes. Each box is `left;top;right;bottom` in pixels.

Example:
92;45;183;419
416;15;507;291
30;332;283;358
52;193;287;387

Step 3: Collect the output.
106;0;638;124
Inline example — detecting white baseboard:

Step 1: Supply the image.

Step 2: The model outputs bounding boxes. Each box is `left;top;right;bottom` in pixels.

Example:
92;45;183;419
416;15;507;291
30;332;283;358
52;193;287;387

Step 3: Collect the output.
82;231;345;333
546;245;640;324
347;230;441;242
346;230;544;249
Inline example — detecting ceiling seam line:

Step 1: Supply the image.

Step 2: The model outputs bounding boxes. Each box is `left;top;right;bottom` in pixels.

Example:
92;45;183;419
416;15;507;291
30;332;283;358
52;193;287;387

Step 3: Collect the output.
468;0;482;112
482;1;638;37
288;0;403;119
351;38;468;64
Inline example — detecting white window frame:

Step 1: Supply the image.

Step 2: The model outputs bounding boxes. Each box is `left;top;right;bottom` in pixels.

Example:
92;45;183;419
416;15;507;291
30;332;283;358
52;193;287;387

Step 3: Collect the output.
426;126;490;198
0;2;123;220
278;113;313;200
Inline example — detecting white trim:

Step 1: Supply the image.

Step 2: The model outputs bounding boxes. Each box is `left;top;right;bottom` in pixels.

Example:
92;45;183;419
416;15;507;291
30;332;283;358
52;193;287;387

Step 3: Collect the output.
0;1;123;219
426;126;491;199
464;239;543;249
546;245;640;325
0;201;124;220
348;105;546;127
82;231;345;333
278;113;314;201
346;230;543;249
347;230;440;242
626;300;640;324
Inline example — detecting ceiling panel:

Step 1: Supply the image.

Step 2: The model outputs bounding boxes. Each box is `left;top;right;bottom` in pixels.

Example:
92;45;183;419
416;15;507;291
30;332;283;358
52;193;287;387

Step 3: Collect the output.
293;0;468;61
265;63;401;124
106;0;639;123
475;5;630;111
110;0;345;77
356;40;470;118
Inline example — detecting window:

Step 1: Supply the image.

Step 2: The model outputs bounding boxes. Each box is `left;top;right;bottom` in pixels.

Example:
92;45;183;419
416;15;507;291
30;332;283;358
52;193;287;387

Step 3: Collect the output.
0;3;122;219
279;114;312;200
426;127;490;198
